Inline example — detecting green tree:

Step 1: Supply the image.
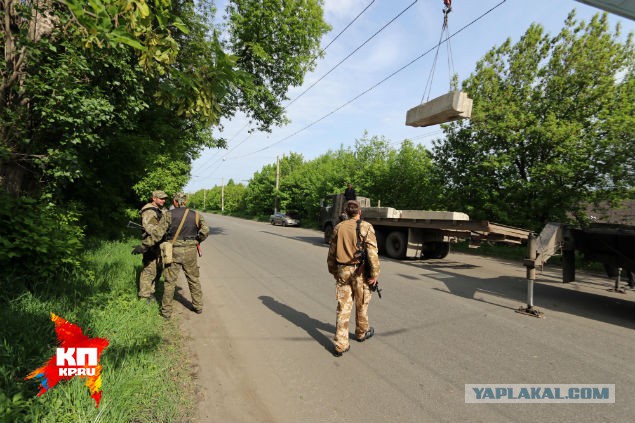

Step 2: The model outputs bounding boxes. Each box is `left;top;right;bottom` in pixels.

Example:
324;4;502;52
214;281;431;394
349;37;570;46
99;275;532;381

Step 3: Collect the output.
243;163;277;215
222;180;247;212
281;147;356;221
224;0;331;131
240;133;442;224
0;0;330;278
350;132;392;201
383;140;438;210
1;0;329;200
432;11;635;229
190;180;246;212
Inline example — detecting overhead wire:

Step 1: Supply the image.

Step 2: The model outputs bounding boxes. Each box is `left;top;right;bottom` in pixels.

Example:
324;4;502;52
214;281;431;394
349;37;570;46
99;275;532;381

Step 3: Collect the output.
225;0;508;161
321;0;377;52
191;121;253;172
285;0;418;108
191;0;378;181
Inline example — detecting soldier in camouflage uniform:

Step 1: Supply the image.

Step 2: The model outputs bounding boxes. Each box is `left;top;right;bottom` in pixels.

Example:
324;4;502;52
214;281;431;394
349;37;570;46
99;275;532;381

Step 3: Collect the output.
138;190;170;303
327;200;380;357
161;192;209;319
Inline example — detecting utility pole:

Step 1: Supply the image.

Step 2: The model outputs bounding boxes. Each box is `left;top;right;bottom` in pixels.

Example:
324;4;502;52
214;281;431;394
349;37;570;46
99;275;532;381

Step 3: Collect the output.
221;177;225;212
275;155;280;213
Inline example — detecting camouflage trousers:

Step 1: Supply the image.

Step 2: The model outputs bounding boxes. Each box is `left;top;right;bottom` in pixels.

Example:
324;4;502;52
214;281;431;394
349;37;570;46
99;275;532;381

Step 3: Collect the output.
139;248;161;298
161;245;202;318
334;264;372;352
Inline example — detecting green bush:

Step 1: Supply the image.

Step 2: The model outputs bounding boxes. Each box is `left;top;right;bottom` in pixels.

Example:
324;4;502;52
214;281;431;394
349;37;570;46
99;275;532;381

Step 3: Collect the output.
0;192;85;289
1;239;195;422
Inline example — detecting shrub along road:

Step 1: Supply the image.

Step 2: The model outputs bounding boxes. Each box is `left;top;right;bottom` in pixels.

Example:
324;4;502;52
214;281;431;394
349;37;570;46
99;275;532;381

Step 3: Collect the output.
170;214;635;422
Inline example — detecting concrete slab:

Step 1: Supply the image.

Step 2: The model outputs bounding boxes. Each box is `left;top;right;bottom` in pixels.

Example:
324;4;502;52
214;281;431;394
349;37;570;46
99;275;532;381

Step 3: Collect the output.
400;210;470;220
405;91;473;127
361;207;401;218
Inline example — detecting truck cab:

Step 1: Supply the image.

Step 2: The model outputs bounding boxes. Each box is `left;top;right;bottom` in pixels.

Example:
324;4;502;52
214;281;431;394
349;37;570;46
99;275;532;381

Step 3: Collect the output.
319;194;370;244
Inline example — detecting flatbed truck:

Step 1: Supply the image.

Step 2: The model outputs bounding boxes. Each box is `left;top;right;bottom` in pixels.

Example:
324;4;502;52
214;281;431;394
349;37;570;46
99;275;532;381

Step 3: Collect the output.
319;194;530;259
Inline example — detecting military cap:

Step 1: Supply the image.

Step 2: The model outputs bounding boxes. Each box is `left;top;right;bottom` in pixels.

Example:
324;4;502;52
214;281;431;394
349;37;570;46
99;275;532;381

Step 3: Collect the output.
173;192;188;204
152;190;167;199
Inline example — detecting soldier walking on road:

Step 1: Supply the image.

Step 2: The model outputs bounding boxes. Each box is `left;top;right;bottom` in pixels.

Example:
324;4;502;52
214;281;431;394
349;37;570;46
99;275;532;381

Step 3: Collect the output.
137;190;169;304
161;192;209;319
327;200;380;357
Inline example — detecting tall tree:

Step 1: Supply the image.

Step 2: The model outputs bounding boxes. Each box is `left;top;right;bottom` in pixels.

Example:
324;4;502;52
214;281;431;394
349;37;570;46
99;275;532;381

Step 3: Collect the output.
432;11;635;229
0;0;329;231
383;140;438;210
224;0;330;131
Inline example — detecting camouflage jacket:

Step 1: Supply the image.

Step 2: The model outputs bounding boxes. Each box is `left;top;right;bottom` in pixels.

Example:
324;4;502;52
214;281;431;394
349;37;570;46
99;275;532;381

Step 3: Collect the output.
327;218;380;279
140;203;169;248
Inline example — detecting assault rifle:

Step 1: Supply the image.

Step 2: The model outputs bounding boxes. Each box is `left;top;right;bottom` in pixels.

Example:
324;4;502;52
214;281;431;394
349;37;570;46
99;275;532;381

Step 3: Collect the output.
127;221;143;231
354;249;382;299
127;221;147;254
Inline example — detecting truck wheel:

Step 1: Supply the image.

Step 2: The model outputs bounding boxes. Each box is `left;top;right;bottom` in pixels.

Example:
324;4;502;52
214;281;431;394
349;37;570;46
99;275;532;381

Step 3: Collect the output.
385;231;407;259
422;242;450;259
432;242;450;259
375;229;386;255
324;224;333;244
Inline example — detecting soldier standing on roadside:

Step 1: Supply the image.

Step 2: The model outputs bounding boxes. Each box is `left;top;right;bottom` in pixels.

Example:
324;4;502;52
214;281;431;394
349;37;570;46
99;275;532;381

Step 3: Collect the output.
327;200;380;357
161;192;209;319
137;190;170;304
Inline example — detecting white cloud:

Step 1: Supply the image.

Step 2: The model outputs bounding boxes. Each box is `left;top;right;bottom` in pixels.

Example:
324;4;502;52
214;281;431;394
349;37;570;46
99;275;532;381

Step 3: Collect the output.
323;0;372;22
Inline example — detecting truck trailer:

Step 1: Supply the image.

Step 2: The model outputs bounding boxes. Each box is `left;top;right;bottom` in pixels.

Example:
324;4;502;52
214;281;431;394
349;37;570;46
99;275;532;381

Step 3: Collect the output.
319;194;530;259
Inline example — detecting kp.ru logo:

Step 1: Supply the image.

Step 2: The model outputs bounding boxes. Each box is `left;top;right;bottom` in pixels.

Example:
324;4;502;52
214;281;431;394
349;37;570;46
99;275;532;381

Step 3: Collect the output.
26;313;109;407
56;347;99;376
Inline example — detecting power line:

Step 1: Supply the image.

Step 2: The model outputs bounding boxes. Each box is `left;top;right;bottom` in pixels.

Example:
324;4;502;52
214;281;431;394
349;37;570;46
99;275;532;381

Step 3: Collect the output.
192;2;377;181
228;0;508;160
321;0;376;52
286;0;418;108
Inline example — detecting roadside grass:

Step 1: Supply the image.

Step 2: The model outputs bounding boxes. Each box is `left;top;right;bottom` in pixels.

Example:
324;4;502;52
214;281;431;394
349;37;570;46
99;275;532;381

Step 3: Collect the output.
0;239;196;423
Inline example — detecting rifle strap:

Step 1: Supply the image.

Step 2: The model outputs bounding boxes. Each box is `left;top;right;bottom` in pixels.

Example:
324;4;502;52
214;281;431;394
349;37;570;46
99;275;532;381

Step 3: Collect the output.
141;205;162;220
356;219;364;251
171;208;190;243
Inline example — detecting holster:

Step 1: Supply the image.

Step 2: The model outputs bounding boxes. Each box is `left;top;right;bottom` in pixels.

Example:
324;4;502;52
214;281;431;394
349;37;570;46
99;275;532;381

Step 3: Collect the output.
160;242;173;266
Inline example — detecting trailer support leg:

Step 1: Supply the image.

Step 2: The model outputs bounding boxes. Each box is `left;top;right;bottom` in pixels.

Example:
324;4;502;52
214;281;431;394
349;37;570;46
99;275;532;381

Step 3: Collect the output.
608;267;626;294
517;233;544;318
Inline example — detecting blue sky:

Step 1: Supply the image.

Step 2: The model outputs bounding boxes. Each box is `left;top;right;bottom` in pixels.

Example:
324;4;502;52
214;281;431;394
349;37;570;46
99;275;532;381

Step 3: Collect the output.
185;0;635;192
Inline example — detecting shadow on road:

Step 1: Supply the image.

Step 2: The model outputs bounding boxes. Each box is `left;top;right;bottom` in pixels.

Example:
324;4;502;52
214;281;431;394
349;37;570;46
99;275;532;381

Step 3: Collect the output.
258;295;335;352
208;226;226;236
174;285;196;311
406;261;635;329
259;230;325;246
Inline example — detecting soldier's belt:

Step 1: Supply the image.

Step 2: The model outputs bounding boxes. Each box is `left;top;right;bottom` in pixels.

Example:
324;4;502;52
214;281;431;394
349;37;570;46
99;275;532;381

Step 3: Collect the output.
337;261;360;266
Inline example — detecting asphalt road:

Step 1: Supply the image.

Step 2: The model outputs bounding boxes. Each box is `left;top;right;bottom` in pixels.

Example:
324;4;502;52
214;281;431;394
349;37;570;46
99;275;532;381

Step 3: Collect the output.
172;213;635;423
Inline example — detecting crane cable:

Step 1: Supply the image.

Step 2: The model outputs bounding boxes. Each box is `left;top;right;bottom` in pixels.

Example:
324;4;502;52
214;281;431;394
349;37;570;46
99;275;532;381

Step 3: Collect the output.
422;0;455;103
213;0;508;162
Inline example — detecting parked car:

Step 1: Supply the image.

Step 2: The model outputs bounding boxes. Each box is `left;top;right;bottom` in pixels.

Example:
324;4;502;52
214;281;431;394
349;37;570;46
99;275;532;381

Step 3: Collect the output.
270;212;300;227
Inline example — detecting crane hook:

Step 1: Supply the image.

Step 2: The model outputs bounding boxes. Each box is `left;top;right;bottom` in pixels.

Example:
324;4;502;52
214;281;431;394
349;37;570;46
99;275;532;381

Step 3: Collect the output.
443;0;452;27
